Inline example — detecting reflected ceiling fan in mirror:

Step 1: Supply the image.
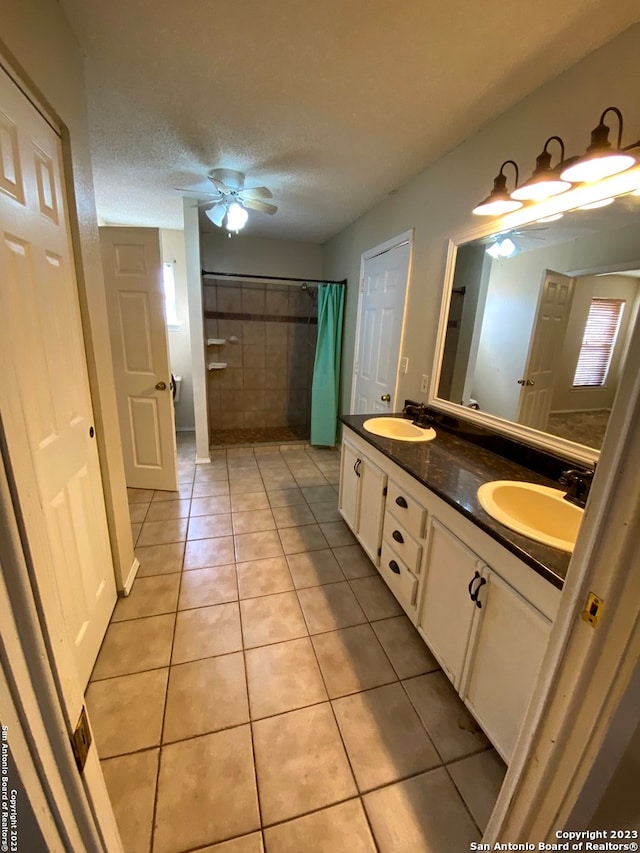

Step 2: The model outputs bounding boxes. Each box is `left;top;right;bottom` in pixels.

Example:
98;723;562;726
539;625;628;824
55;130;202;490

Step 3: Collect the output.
177;169;277;232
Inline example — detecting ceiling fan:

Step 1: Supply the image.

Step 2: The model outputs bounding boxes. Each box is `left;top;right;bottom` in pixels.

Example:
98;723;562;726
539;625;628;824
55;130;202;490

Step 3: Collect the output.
177;168;277;229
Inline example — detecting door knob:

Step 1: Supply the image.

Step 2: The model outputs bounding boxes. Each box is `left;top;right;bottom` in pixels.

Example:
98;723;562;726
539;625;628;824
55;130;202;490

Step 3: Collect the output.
517;379;535;386
381;393;391;402
155;381;167;390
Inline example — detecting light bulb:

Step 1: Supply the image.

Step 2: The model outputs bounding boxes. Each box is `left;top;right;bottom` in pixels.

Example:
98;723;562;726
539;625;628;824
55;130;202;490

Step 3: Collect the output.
561;153;635;184
225;202;248;231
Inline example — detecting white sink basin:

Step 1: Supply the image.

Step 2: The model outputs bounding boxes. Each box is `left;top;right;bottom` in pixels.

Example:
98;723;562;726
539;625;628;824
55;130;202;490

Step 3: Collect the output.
363;417;436;442
477;480;583;553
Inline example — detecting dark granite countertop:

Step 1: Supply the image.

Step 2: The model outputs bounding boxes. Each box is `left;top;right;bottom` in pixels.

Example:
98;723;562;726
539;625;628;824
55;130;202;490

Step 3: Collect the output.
339;414;571;590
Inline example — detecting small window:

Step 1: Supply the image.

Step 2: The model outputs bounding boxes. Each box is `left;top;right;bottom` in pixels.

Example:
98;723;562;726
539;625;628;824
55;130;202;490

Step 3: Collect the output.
572;298;625;388
162;262;180;329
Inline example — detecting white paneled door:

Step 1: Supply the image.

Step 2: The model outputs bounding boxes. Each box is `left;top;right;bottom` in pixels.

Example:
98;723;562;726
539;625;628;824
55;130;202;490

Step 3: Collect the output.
100;227;177;491
352;239;411;413
0;68;117;687
516;269;575;431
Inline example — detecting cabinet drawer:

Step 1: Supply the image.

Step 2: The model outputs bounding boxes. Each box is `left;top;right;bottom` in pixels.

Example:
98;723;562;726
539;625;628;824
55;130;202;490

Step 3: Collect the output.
386;480;426;539
383;512;422;573
379;542;418;610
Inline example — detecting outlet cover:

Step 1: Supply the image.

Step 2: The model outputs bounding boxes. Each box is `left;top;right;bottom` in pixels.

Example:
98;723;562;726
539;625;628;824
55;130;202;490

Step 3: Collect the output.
420;374;429;393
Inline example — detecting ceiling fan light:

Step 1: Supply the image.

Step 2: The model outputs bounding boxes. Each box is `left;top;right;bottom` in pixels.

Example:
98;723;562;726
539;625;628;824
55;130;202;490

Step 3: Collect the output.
225;202;248;231
205;202;227;227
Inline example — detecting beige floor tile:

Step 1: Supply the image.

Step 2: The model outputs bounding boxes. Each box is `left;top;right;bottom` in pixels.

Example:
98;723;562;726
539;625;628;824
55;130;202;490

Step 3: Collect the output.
332;544;377;578
154;726;260;853
267;488;305;508
371;615;440;679
178;564;238;609
234;530;284;563
245;637;327;719
240;592;307;649
184;535;235;569
311;624;397;698
403;671;490;761
448;748;507;832
135;543;185;576
137;517;188;547
144;499;191;521
196;833;264;853
252;703;357;825
190;495;232;516
187;513;233;540
128;487;154;504
194;466;229;483
364;768;480;852
297;581;367;634
91;614;175;680
294;475;328;488
111;574;180;622
286;549;345;588
230;478;265;494
278;523;328;555
152;482;193;501
261;475;297;490
309;500;342;524
163;652;249;743
231;491;270;512
172;603;242;664
191;480;230;498
350;576;403;620
128;502;150;523
236;556;293;599
300;485;337;504
263;799;376;853
332;682;441;791
319;520;357;548
271;503;316;528
131;523;142;546
86;668;168;757
233;508;276;534
101;749;158;853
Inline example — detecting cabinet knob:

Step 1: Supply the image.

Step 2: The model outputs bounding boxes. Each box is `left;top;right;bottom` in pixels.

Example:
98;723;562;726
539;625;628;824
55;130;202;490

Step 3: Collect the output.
388;560;401;574
395;496;408;509
392;530;404;544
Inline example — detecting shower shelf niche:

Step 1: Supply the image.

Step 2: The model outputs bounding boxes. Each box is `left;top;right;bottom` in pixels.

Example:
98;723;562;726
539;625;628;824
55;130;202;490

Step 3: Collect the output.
208;362;227;370
207;338;226;345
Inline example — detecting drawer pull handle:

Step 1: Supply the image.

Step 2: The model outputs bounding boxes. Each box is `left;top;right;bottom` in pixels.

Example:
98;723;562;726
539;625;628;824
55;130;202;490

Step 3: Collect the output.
474;577;487;608
395;496;408;508
468;570;481;601
392;530;404;544
353;458;361;477
389;560;401;574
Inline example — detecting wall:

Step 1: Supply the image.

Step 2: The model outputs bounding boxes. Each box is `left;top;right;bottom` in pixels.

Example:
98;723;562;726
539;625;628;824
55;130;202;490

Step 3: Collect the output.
201;231;323;279
160;229;194;430
0;0;133;587
322;24;640;419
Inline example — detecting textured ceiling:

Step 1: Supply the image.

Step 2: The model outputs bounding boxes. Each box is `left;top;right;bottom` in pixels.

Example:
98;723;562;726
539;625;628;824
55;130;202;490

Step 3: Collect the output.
60;0;639;243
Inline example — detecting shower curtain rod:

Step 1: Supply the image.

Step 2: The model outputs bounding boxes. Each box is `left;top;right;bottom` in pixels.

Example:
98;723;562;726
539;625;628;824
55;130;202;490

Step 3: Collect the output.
201;269;347;286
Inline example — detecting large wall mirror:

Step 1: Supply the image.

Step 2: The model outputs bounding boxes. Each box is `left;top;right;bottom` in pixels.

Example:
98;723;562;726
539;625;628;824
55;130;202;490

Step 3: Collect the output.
431;185;640;464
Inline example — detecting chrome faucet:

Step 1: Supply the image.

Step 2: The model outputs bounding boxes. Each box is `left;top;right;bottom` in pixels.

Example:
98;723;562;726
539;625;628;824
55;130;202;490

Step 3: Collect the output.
559;468;594;509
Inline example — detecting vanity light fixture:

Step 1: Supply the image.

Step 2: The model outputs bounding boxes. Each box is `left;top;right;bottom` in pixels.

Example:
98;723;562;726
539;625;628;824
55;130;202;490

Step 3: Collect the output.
577;197;615;210
560;107;637;184
511;136;571;201
472;160;523;216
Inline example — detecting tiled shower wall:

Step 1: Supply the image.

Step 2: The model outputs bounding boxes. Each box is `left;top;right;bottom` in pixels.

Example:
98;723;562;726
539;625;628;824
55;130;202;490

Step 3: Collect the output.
204;279;318;439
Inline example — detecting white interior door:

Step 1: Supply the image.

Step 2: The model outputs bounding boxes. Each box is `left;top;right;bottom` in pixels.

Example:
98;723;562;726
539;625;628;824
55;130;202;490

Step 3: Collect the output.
516;269;575;430
352;239;411;413
100;227;178;491
0;68;117;687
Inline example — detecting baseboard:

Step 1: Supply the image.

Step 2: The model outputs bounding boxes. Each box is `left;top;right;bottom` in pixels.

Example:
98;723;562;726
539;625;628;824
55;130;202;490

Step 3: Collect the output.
176;426;196;432
121;556;140;596
195;455;211;465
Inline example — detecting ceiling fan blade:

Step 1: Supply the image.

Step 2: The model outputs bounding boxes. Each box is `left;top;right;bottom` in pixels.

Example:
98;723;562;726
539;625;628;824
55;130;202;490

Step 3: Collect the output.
239;186;273;200
205;202;227;227
175;186;220;195
193;199;223;209
242;198;278;215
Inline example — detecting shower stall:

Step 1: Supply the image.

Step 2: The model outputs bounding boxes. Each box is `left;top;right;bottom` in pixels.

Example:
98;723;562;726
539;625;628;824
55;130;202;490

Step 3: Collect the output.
202;272;321;446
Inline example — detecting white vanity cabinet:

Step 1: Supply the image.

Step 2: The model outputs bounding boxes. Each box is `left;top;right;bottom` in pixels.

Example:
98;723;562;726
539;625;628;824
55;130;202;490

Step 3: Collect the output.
339;424;561;764
339;435;387;565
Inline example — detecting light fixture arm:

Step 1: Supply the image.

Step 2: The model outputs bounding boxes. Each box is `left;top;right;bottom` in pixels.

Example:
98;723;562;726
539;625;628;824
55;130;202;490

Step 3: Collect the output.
542;135;565;164
498;159;519;189
591;106;624;151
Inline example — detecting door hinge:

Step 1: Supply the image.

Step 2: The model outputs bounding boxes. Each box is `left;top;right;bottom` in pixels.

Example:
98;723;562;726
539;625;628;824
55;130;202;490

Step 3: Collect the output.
383;486;388;497
70;706;92;773
582;591;604;628
377;547;382;557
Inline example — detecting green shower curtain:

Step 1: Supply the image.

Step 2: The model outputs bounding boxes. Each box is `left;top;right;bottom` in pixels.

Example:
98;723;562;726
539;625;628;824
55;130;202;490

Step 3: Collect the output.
310;283;345;446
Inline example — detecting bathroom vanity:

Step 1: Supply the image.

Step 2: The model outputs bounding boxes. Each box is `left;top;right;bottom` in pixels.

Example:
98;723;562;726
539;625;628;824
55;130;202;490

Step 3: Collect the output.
339;414;569;763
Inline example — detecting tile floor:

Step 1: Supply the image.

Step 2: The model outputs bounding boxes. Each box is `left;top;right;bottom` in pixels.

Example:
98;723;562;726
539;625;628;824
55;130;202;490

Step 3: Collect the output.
87;434;506;853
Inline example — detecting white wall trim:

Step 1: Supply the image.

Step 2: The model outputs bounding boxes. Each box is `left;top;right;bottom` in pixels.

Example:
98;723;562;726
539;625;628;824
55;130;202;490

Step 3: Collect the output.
121;557;140;596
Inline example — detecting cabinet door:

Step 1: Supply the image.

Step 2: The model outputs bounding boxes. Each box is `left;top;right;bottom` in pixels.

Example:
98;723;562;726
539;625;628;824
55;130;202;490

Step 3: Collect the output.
339;439;361;532
418;519;479;689
462;568;551;762
357;455;387;565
